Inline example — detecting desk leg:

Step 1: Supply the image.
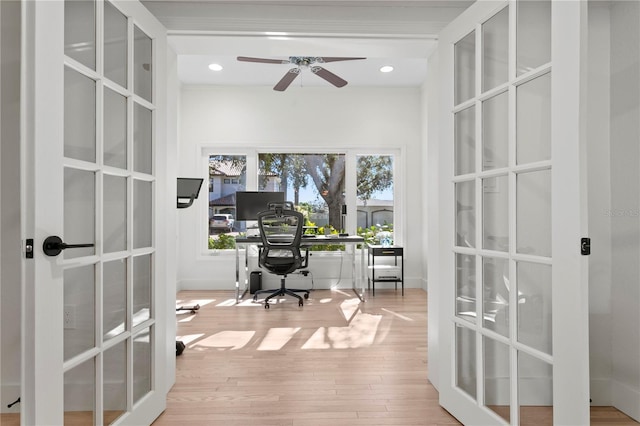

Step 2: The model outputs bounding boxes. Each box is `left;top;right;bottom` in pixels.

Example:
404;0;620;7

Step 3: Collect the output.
235;244;250;304
235;245;240;303
351;244;366;302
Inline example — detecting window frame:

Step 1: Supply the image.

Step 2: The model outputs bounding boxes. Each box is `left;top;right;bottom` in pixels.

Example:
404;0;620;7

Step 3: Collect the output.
199;145;403;256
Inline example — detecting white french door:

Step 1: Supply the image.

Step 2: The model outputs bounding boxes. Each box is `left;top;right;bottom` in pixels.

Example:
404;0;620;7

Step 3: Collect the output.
22;1;170;424
437;1;589;424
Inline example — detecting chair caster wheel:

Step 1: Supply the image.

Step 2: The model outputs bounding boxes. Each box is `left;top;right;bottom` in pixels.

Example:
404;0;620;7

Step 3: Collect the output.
264;303;270;309
298;301;304;307
304;293;309;299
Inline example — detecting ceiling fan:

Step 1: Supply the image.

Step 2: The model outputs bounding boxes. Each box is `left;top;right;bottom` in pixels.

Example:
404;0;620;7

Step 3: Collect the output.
237;56;366;91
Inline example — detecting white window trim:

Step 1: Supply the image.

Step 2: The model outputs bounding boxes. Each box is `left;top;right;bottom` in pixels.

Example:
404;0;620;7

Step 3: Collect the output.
197;144;403;257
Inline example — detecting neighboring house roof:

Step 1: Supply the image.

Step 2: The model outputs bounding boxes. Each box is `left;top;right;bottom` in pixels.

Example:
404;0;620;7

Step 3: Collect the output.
210;193;236;206
209;160;244;177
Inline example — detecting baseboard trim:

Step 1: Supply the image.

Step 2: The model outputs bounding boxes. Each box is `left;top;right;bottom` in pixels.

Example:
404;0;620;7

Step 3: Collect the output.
612;379;640;422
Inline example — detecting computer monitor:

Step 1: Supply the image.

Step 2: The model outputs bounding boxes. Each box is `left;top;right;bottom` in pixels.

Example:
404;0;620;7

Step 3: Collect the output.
235;191;285;221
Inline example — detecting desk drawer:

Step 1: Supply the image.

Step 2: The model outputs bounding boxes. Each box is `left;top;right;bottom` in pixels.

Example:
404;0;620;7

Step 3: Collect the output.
370;247;403;256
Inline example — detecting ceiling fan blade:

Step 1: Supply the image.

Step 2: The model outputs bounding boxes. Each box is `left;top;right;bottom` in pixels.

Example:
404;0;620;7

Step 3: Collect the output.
311;66;348;88
273;68;301;91
317;57;366;63
237;56;290;64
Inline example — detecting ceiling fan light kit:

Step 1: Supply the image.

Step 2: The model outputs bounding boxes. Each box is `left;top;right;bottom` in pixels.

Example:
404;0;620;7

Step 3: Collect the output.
236;56;366;91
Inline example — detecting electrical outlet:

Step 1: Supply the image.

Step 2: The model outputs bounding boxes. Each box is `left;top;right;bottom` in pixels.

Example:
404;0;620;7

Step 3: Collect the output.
64;305;76;329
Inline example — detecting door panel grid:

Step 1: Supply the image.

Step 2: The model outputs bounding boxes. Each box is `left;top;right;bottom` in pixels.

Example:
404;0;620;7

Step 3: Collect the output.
449;1;555;424
61;0;156;423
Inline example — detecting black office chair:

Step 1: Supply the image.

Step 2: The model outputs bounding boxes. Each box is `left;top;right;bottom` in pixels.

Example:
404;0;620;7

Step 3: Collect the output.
253;202;310;309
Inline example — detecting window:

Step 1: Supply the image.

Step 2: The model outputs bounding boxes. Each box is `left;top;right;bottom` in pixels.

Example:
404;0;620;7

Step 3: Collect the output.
208;155;245;249
356;155;394;235
259;153;345;232
204;150;397;251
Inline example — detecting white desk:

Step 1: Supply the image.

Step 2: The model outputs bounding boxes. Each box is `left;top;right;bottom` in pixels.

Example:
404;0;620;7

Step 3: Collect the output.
234;235;366;304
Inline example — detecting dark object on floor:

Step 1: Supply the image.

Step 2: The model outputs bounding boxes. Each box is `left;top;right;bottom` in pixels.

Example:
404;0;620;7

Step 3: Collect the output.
176;340;186;356
250;270;262;294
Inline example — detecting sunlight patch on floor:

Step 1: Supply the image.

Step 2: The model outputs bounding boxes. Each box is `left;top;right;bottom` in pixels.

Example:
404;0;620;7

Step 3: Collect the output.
381;308;414;321
177;333;204;345
257;327;301;351
195;330;255;350
339;298;361;321
302;311;382;349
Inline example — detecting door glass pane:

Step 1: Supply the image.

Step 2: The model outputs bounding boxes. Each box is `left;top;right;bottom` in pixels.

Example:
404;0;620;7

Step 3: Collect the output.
104;175;127;253
64;168;96;259
516;0;551;76
455;31;475;105
517;170;551;256
64;264;96;361
456;325;477;399
64;0;95;70
517;262;552;355
104;88;127;169
456;254;476;323
133;179;152;249
483;175;508;251
518;351;553;423
517;73;551;164
455;106;476;175
483;257;509;337
104;340;127;424
104;1;128;88
133;327;152;404
456;180;475;248
482;92;508;170
103;259;127;340
134;103;153;174
483;337;510;423
65;67;96;163
64;357;95;425
134;26;152;102
133;254;151;327
482;7;509;92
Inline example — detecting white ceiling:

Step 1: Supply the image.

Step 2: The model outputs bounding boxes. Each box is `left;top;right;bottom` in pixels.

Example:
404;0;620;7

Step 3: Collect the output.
141;1;473;88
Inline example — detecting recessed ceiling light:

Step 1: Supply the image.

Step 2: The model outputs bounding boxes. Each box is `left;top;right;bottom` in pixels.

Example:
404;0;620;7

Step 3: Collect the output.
208;63;223;71
380;65;394;73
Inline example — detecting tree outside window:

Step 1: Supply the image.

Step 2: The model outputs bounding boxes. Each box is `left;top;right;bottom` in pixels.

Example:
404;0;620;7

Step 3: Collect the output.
206;152;394;249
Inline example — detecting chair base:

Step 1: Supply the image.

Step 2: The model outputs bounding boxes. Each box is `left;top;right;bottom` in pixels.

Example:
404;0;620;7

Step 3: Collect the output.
253;276;309;309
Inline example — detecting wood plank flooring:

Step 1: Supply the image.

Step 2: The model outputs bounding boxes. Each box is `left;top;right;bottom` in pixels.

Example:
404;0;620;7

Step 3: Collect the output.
2;288;638;425
152;289;640;426
154;288;456;426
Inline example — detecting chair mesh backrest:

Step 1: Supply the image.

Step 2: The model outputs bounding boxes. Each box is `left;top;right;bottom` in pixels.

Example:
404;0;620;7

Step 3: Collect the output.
257;206;304;275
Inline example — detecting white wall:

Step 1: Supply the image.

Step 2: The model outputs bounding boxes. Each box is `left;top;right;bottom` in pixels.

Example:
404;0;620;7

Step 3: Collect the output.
177;85;425;291
0;0;22;412
609;1;640;420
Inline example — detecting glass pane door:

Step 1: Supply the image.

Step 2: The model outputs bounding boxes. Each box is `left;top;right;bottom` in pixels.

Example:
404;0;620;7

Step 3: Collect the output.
62;0;156;423
436;0;590;423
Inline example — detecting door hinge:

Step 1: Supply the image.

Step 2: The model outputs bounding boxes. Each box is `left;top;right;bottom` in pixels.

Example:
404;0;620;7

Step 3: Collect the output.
25;238;34;259
581;237;591;255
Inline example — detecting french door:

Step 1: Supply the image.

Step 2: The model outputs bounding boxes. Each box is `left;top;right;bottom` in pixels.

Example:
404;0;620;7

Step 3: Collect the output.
437;1;589;424
22;1;170;424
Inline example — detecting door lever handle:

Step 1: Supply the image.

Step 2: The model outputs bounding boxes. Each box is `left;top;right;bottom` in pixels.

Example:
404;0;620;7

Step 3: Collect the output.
43;235;94;257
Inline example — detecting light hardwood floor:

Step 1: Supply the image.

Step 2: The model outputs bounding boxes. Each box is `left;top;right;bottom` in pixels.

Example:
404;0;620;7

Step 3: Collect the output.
152;288;640;426
1;288;638;425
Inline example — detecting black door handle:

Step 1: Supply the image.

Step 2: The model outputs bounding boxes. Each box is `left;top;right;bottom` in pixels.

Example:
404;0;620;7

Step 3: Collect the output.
43;235;94;257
